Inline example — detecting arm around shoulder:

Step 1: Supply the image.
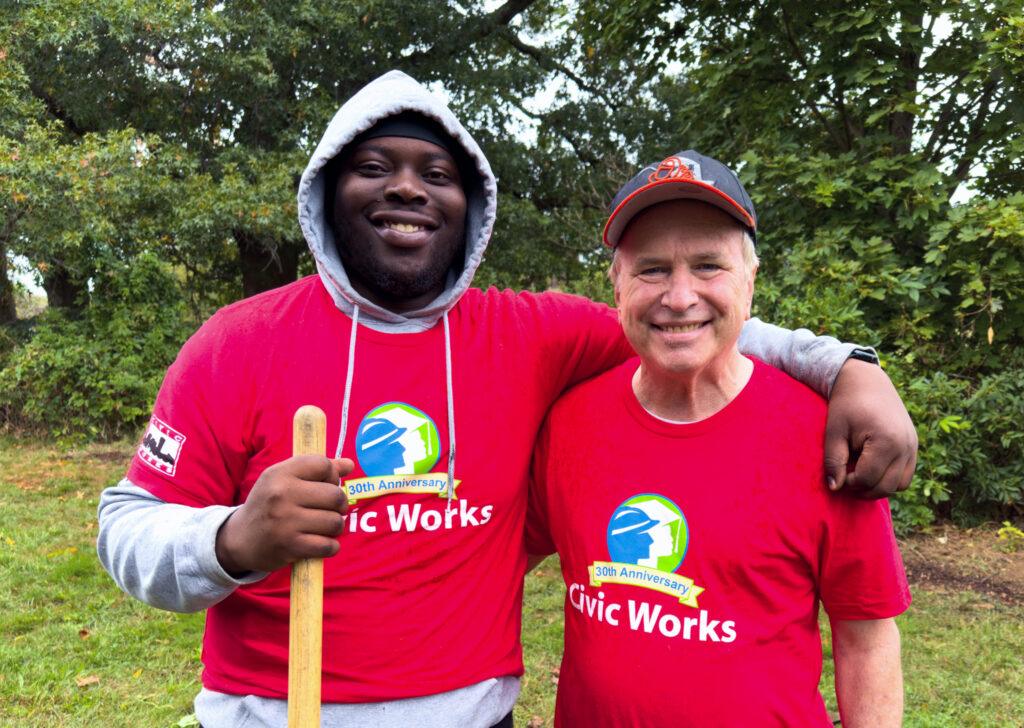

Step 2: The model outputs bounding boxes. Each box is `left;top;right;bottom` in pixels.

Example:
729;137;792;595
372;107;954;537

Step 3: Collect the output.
738;317;867;397
739;318;917;496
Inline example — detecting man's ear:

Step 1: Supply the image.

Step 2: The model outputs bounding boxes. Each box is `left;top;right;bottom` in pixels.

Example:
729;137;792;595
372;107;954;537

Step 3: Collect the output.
744;264;758;319
609;253;622;309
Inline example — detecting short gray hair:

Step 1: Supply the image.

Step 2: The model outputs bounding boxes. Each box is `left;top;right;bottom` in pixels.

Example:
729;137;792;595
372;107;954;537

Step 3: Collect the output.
741;231;759;273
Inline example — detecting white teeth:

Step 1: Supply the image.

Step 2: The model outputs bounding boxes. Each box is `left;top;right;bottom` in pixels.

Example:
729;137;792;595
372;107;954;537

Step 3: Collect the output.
661;323;703;333
384;222;426;233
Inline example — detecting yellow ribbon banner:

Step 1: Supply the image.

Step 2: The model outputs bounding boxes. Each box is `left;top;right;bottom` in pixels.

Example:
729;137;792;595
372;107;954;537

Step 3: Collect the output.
343;473;460;503
589;561;704;608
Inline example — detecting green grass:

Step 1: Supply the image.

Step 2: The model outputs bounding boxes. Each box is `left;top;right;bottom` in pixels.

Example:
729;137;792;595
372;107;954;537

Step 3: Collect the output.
0;439;203;727
2;439;1022;726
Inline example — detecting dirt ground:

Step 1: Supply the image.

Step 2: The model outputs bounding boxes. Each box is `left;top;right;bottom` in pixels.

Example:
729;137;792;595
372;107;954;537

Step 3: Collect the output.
900;524;1024;605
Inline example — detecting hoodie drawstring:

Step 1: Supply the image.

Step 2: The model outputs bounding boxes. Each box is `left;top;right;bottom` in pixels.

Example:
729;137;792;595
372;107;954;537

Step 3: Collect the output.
443;311;457;512
335;305;456;511
336;304;360;460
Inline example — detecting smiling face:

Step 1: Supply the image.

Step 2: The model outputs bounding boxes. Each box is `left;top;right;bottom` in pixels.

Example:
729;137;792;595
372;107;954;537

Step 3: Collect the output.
612;200;756;378
331;135;467;313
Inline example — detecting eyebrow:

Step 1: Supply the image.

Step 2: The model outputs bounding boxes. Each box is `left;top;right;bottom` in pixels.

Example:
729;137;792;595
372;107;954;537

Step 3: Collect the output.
690;250;727;262
354;144;456;165
632;256;669;268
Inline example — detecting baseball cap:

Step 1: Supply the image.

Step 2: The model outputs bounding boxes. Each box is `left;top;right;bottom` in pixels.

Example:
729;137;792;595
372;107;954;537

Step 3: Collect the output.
603;150;757;248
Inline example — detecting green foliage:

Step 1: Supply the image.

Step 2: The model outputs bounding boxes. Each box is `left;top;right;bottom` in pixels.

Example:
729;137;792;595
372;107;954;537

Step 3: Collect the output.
0;0;1021;523
580;0;1024;528
997;521;1024;553
0;255;194;440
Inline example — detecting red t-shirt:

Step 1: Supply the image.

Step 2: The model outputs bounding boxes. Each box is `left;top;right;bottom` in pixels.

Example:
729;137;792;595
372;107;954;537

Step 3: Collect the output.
527;357;911;727
126;275;632;702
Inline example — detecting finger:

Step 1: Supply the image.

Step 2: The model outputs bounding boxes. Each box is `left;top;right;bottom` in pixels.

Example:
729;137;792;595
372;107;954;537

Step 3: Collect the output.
844;435;898;493
286;454;342;483
290;533;341;561
822;426;852;491
897;452;917;493
292;479;348;512
899;424;919;492
295;507;346;538
852;455;906;499
331;458;356;481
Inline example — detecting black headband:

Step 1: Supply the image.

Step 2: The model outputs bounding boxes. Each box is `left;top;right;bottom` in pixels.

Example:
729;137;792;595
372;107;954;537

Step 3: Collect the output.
356;112;460;158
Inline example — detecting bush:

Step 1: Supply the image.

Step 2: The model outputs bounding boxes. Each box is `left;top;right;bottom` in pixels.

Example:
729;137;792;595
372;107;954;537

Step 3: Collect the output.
0;254;194;441
748;190;1024;530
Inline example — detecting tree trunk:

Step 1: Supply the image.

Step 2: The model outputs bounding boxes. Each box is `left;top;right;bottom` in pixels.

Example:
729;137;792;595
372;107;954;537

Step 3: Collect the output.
234;230;300;298
889;10;924;157
0;242;17;324
42;263;87;314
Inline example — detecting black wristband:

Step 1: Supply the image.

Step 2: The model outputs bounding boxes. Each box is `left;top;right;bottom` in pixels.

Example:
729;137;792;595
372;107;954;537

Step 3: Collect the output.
848;348;880;365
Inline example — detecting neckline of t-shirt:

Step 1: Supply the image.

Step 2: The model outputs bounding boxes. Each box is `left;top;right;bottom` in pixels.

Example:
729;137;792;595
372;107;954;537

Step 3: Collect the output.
316;283;449;348
639;405;695;425
619;355;763;438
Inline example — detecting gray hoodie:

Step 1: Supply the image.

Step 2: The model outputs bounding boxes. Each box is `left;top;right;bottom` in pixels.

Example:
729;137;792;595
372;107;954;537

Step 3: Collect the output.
97;70;865;728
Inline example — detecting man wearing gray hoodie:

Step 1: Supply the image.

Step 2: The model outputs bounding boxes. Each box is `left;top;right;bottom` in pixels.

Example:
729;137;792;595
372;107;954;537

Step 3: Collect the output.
98;71;916;727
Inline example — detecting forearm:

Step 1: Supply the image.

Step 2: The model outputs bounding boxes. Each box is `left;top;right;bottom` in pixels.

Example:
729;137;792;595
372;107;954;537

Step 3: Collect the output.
832;618;903;727
738;317;873;397
97;480;266;613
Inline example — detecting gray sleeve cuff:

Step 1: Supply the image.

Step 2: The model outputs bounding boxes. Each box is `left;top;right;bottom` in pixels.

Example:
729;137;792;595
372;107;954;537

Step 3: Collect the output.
189;502;268;590
97;480;267;613
738;317;876;397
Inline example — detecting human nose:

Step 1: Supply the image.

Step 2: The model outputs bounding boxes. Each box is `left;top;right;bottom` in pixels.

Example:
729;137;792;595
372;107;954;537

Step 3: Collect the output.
384;166;427;204
661;270;699;311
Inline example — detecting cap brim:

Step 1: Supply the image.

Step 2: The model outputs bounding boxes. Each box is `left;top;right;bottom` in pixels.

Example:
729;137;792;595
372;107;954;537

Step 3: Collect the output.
603;178;756;248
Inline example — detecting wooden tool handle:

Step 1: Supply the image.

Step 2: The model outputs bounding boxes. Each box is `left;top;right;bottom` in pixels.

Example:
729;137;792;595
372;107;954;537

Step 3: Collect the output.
289;405;327;728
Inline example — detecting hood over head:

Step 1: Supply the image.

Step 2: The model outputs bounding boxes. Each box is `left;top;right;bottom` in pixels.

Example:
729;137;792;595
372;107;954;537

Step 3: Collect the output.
298;70;497;332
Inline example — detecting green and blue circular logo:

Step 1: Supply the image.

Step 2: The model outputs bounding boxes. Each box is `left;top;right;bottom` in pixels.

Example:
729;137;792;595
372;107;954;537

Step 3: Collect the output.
355;402;440;477
606;494;689;572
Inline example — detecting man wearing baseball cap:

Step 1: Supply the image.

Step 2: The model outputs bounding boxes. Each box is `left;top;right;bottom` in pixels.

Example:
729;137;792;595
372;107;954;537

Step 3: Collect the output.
528;150;909;727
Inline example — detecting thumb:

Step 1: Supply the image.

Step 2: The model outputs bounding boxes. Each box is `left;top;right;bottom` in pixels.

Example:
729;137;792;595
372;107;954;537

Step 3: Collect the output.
823;424;851;492
331;457;355;480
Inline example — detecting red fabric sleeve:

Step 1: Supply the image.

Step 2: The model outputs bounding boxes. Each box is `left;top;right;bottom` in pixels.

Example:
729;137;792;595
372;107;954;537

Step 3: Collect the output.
533;291;634;395
818;496;911;620
126;312;251;508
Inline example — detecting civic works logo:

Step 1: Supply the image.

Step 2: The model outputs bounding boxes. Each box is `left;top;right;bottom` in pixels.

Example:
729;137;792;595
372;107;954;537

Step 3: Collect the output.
344;402;458;503
355;402;440;477
589;494;705;607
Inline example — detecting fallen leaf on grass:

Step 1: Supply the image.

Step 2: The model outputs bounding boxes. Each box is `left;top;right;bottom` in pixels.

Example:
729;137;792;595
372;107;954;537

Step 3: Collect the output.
132;668;143;678
46;546;78;558
78;629;90;639
76;675;100;688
